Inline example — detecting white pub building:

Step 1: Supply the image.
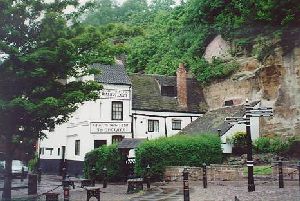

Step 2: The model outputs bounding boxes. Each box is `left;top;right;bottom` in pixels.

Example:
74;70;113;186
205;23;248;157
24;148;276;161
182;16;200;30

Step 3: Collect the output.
39;62;206;175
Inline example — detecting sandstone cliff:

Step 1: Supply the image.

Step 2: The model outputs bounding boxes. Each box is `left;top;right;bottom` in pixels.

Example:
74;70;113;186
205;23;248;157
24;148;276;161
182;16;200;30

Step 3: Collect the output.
203;36;300;137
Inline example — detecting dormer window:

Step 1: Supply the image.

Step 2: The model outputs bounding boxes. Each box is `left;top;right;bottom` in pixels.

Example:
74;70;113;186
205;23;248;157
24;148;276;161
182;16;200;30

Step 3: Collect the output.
161;86;176;97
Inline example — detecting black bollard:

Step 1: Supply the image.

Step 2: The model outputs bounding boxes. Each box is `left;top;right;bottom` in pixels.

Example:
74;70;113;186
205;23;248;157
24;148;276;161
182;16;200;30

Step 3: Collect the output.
146;164;151;189
62;167;67;180
103;167;107;188
203;163;207;188
28;174;38;195
38;168;42;184
297;161;300;187
91;167;96;186
278;160;284;188
21;166;25;182
183;168;190;201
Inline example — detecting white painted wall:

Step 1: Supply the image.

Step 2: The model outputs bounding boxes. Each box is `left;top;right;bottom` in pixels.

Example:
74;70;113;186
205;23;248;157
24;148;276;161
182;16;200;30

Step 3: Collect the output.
132;110;202;140
40;83;132;161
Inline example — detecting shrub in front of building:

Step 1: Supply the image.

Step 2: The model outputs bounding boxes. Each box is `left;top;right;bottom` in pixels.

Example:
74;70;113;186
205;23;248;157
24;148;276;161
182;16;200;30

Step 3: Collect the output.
135;134;222;180
84;144;125;181
254;136;295;154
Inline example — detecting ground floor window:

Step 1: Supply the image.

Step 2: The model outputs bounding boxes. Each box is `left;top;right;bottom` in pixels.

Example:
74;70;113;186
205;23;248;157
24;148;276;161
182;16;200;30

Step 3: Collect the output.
75;140;80;155
172;119;182;130
148;120;159;132
94;140;107;149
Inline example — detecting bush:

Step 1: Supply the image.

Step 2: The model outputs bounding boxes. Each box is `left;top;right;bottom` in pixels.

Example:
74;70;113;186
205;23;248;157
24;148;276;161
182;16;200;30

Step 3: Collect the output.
254;136;294;154
227;132;248;154
28;155;39;172
84;144;125;181
135;134;222;180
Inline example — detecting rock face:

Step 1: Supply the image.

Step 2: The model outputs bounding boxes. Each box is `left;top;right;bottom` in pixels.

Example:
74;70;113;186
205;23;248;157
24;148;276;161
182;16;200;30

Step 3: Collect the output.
203;43;300;137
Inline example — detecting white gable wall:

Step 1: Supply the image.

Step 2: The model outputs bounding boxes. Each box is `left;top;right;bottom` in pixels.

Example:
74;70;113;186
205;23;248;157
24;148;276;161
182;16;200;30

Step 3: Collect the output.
132;110;202;140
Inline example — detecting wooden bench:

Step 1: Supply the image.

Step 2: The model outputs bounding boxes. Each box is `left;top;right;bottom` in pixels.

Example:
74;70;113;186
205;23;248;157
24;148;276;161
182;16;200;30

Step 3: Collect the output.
43;192;59;201
86;187;100;201
127;178;143;194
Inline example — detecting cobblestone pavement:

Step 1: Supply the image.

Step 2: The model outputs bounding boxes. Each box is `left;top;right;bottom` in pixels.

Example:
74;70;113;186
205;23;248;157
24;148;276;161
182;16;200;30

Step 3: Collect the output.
1;175;300;200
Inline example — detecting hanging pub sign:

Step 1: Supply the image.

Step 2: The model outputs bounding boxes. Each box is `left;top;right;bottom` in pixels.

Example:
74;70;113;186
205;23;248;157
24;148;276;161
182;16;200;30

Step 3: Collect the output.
90;122;131;134
100;89;130;100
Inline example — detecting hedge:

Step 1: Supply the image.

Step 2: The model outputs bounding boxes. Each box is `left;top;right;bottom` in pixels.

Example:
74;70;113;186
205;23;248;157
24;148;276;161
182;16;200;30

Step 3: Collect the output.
135;134;222;180
254;136;294;154
84;144;125;181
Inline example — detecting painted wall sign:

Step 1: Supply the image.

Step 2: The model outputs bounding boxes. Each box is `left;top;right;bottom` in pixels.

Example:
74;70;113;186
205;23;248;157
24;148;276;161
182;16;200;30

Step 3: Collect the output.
90;122;131;133
100;89;130;100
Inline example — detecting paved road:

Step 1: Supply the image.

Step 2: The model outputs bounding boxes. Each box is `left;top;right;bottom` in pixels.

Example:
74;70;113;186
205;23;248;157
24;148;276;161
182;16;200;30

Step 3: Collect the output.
1;176;300;200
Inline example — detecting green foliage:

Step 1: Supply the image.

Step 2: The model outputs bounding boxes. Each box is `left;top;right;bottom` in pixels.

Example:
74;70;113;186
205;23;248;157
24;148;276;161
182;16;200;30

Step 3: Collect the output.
135;134;222;180
190;58;238;84
84;144;125;181
254;136;294;154
28;155;38;172
243;165;272;175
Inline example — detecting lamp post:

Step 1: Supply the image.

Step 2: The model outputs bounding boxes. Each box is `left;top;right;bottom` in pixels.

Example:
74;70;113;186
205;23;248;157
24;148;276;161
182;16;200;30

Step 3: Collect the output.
225;100;273;192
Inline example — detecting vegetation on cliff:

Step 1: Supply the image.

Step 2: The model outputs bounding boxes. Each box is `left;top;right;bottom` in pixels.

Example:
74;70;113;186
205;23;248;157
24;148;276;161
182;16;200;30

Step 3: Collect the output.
84;0;300;84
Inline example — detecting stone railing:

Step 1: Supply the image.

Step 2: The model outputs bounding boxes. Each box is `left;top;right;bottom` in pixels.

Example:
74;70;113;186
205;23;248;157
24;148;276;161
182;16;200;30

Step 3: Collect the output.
164;165;244;182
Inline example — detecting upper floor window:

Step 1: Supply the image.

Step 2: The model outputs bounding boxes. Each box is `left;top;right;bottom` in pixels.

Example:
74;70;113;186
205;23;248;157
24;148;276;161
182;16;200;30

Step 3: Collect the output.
148;120;159;132
75;140;80;156
112;101;123;120
172;119;182;130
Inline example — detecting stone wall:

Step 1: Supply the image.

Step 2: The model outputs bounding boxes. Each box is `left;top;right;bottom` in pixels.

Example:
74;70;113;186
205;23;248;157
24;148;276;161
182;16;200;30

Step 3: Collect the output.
164;165;244;182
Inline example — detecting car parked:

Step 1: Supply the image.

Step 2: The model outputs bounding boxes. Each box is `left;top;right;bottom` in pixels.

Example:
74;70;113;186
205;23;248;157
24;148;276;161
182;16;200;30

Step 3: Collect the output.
0;160;28;178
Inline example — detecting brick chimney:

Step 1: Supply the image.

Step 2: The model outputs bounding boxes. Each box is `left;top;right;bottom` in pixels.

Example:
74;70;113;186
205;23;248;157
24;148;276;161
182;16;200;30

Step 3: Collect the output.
176;63;188;108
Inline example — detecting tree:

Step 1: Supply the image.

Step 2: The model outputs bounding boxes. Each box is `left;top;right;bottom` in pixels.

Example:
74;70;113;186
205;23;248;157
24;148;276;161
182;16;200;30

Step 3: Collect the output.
0;0;116;200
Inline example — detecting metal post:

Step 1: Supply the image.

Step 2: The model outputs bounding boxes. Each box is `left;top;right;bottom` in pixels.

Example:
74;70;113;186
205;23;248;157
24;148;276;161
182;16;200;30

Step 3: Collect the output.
146;164;150;189
62;167;67;180
183;168;190;201
63;186;70;201
278;160;284;188
103;167;107;188
91;167;96;186
203;163;207;188
28;174;38;195
38;168;42;184
21;166;25;182
246;103;255;192
298;161;300;188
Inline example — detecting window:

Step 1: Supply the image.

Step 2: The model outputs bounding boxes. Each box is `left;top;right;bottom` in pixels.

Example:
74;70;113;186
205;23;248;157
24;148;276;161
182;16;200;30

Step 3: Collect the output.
112;135;124;144
148;120;159;132
224;100;234;106
58;148;60;156
161;86;176;97
172;119;182;130
39;148;44;155
112;101;123;120
75;140;80;155
94;140;107;149
45;148;53;155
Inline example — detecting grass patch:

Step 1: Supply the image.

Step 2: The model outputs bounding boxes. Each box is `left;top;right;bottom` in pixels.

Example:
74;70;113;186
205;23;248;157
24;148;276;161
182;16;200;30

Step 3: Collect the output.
243;166;272;175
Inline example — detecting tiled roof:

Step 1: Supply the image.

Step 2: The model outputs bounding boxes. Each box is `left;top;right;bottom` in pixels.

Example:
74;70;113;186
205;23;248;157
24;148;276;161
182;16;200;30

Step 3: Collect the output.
130;74;207;113
118;138;146;149
180;101;260;135
92;63;131;85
